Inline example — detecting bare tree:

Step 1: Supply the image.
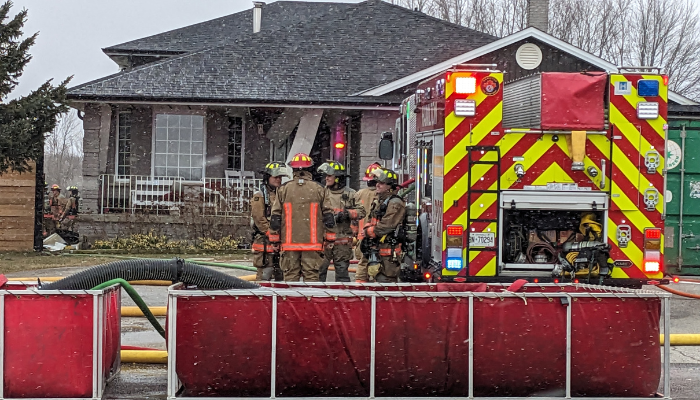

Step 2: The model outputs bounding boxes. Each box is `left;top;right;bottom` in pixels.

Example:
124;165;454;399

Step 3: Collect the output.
44;111;83;190
387;0;700;100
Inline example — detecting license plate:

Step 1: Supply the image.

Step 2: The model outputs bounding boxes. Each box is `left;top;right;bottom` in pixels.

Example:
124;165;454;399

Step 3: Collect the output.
469;232;495;248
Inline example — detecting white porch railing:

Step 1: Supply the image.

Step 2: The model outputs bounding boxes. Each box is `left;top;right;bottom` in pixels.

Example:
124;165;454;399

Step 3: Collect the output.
99;175;261;216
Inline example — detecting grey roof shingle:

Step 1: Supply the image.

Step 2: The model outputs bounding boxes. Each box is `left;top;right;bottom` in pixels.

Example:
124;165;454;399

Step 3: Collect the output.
69;0;497;105
104;1;356;54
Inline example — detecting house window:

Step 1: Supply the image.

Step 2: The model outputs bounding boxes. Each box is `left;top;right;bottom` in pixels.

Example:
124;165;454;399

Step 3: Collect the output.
227;117;244;170
117;112;131;176
153;114;205;180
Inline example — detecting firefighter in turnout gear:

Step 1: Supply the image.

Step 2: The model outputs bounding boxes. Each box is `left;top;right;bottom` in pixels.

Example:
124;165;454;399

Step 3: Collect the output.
317;161;365;282
60;186;80;231
363;168;406;283
251;163;288;281
353;162;382;282
270;153;335;282
46;184;66;235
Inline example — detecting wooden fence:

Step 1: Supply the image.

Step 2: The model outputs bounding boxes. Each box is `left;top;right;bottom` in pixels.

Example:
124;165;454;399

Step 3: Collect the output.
0;163;36;251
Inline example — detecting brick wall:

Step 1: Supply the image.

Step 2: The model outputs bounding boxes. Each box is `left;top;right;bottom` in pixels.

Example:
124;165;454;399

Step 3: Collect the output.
527;0;549;32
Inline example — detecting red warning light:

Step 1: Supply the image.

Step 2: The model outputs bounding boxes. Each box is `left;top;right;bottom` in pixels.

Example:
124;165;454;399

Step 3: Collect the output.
424;272;432;280
554;278;560;284
533;278;539;283
574;279;580;284
645;228;661;239
663;75;669;86
673;276;680;283
334;142;345;149
446;225;464;236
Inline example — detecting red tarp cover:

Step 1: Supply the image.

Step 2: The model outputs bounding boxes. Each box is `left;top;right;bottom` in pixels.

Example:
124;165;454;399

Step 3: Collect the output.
541;72;607;130
174;284;661;398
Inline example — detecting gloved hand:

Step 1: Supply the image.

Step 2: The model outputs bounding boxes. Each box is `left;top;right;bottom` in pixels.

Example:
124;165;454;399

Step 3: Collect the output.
335;210;349;223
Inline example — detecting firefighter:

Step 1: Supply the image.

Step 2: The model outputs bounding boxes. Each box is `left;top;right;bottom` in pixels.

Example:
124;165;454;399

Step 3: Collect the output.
270;153;335;282
317;161;365;282
363;168;406;283
353;162;382;283
59;186;80;231
46;184;66;235
250;163;287;281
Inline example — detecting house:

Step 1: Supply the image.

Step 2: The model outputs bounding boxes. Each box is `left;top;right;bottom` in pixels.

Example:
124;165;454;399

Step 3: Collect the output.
67;0;697;242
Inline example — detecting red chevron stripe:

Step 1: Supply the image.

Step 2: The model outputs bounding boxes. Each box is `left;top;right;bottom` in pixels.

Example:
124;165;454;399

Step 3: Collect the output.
467;249;496;276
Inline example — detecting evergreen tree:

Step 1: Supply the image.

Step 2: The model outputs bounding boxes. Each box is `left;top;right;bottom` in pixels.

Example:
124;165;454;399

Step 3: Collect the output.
0;1;70;174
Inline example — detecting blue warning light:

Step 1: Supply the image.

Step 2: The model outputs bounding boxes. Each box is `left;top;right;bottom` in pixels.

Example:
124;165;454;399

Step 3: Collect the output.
637;79;659;97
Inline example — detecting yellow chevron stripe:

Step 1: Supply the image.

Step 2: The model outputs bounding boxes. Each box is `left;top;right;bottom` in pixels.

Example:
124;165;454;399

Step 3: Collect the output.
609;104;666;177
610;75;666;141
475;257;497;276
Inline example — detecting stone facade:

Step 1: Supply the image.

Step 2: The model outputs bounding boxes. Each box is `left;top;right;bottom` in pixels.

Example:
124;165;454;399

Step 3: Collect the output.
356;110;400;187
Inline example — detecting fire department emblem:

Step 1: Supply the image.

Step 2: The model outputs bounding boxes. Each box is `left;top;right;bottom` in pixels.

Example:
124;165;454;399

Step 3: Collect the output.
481;76;500;96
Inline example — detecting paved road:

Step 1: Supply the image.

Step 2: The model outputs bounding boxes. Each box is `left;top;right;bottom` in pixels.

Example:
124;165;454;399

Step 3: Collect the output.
6;264;700;399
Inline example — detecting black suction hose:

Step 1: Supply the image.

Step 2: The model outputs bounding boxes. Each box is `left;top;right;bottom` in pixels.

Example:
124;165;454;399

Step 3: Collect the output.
39;258;259;290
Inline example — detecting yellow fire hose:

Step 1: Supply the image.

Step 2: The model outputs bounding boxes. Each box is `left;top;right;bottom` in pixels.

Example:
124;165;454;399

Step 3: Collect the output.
121;350;168;364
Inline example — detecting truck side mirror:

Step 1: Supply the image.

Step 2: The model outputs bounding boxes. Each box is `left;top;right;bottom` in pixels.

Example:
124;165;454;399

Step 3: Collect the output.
379;131;394;160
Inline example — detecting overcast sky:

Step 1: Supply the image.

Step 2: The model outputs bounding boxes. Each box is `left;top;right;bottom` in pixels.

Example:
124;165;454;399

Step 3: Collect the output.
9;0;360;99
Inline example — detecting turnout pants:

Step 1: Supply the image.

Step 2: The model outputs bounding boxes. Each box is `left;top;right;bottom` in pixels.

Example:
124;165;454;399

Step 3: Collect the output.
280;250;323;282
319;242;353;282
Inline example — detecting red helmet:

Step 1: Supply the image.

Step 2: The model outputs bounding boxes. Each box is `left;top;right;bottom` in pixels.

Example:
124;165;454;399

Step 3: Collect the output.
363;162;382;181
289;153;313;169
51;184;60;190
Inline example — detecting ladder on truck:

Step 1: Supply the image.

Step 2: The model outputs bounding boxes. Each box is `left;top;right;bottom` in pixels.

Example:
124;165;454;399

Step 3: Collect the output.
466;146;501;275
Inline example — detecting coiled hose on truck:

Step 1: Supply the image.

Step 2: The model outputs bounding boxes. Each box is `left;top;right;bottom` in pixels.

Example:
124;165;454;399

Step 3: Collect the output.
38;258;260;290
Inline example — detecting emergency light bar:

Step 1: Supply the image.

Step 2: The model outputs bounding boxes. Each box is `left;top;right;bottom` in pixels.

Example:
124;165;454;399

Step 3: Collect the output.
637;79;660;97
455;77;476;94
454;99;476;117
637;102;659;119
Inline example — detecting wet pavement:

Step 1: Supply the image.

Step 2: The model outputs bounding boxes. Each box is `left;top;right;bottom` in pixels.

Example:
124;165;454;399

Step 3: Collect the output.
5;264;700;399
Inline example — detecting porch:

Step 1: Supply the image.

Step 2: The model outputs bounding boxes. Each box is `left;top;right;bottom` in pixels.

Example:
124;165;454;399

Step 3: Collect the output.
98;174;261;216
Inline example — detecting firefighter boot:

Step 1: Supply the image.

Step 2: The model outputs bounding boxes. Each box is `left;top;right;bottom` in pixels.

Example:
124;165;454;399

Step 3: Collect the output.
260;266;275;281
334;260;351;282
318;258;331;282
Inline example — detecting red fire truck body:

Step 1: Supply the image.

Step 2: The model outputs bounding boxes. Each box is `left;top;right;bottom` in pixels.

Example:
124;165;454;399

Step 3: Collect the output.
392;66;668;286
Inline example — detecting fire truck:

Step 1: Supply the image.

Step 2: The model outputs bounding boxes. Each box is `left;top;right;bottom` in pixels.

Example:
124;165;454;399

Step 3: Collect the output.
382;65;669;287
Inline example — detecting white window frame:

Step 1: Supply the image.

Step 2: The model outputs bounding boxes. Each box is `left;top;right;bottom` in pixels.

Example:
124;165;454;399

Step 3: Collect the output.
115;111;132;177
151;112;207;181
227;116;246;172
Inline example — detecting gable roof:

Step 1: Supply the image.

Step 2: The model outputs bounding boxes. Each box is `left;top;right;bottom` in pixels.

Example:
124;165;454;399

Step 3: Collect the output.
103;1;356;55
356;27;699;106
68;0;497;106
